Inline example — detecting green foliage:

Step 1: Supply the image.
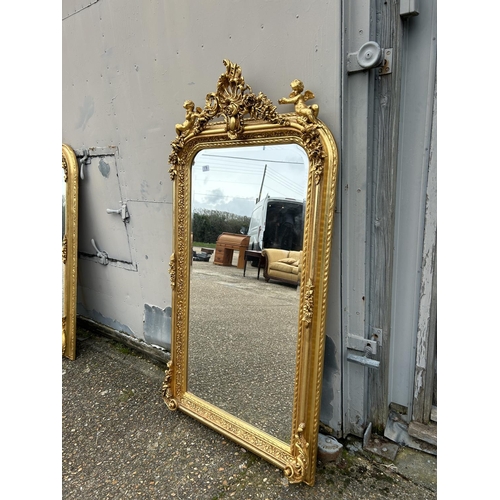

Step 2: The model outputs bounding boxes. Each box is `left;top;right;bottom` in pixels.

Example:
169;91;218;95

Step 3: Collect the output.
192;209;250;244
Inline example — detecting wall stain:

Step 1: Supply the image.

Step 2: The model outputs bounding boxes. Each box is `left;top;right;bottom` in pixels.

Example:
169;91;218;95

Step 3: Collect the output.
76;95;95;131
320;335;339;428
98;158;111;178
140;180;149;199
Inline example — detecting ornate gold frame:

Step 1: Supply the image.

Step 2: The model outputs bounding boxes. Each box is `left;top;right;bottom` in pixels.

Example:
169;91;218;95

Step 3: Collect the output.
62;144;79;360
162;60;338;486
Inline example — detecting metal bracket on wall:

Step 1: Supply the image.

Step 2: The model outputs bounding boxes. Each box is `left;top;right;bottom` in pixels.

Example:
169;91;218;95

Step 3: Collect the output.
79;149;92;180
347;41;393;75
400;0;419;18
74;146;119;179
107;203;130;222
347;333;378;355
347;352;380;369
346;333;380;369
91;238;109;265
370;327;383;346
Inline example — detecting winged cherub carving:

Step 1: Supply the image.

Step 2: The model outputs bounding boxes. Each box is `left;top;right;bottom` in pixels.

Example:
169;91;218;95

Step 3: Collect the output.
175;100;202;136
279;79;319;124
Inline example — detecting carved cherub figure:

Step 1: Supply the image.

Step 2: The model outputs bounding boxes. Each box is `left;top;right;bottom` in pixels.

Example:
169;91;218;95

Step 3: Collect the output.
175;100;201;136
279;79;319;123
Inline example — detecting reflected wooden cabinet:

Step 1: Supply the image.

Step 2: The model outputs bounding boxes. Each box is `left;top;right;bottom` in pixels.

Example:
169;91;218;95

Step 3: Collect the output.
214;233;249;268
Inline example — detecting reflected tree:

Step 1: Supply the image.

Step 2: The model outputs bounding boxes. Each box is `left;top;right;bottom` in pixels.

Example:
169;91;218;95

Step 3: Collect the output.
192;209;249;243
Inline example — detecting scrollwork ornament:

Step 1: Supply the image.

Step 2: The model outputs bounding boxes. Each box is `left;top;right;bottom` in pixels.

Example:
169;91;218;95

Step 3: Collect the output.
62;234;68;264
301;124;325;185
168;59;289;180
284;422;309;483
302;279;315;325
169;253;176;289
279;81;325;184
162;361;178;410
62;155;68;182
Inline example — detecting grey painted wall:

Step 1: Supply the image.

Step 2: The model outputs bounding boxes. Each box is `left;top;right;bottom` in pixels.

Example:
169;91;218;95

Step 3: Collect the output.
63;0;344;428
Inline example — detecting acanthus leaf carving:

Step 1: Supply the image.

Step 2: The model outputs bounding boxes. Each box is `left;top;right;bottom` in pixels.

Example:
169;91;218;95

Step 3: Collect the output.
162;360;178;410
284;422;309;483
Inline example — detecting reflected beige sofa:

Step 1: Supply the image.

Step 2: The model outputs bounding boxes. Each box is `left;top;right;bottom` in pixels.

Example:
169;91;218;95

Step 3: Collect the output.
262;249;302;286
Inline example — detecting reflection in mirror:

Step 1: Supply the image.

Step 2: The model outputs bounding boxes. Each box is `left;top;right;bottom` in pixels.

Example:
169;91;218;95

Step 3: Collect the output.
189;145;308;443
62;144;79;360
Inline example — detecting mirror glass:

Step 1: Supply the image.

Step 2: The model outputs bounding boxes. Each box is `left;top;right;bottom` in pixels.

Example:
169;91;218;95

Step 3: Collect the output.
188;144;308;443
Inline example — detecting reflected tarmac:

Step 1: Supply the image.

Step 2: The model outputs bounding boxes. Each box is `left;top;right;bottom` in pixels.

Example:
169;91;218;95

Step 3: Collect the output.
188;248;299;444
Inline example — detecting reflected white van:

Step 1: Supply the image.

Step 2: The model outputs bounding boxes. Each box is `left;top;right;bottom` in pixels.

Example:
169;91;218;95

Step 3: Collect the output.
247;194;305;251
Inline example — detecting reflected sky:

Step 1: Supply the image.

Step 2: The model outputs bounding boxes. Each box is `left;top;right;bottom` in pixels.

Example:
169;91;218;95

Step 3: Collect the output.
192;145;308;217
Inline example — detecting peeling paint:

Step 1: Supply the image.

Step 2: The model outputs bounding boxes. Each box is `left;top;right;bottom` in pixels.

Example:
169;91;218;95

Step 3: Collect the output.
413;368;424;401
77;304;136;337
143;304;171;350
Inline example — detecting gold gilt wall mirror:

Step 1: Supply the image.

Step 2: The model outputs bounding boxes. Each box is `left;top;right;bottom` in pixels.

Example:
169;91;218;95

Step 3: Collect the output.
62;144;79;360
162;60;338;486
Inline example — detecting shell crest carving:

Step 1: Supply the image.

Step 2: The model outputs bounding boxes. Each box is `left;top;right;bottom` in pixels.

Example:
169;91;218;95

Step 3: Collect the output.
169;59;289;179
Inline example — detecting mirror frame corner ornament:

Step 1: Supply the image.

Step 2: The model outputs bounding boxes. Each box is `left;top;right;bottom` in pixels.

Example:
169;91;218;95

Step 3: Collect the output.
163;60;338;486
62;143;79;361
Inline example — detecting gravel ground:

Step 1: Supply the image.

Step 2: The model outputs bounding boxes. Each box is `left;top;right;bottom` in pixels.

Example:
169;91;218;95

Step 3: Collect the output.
62;326;437;499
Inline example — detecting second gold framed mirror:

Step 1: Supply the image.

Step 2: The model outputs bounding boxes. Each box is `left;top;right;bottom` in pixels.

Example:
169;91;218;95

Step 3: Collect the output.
62;144;79;360
163;60;338;486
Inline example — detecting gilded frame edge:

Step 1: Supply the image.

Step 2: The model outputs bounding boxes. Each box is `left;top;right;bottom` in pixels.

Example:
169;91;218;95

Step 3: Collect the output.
62;144;79;361
162;61;339;486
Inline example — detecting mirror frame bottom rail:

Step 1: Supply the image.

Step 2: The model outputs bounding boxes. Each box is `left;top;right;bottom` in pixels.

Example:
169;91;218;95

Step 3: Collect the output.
162;60;339;486
180;392;292;469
